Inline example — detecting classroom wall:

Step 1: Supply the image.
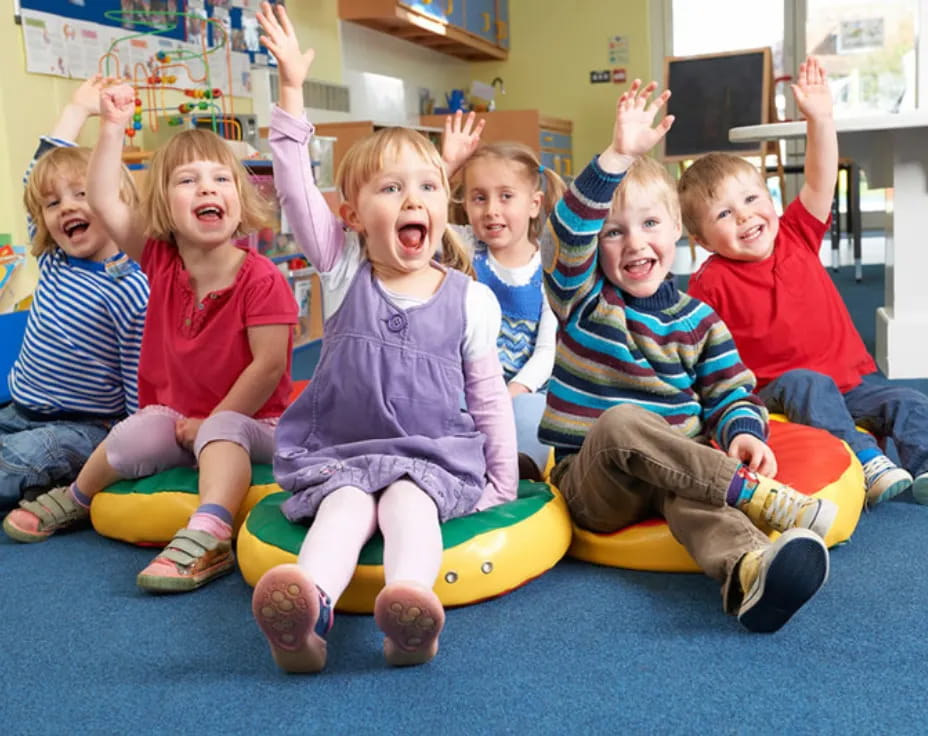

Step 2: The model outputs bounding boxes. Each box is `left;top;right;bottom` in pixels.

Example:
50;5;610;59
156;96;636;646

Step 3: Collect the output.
469;0;653;167
0;1;653;246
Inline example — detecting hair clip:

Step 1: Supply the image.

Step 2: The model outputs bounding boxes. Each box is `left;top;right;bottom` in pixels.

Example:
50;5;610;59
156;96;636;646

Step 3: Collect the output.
538;165;546;173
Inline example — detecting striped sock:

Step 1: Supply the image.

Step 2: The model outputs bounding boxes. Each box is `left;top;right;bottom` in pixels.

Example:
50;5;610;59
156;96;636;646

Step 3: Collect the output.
726;465;760;506
187;503;233;541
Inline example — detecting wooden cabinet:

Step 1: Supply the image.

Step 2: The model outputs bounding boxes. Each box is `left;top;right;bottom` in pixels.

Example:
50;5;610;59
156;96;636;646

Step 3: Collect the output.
420;110;573;179
338;0;509;61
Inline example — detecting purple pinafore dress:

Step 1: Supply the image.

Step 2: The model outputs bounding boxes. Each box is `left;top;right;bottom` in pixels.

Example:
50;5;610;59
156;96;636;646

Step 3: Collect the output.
274;261;487;523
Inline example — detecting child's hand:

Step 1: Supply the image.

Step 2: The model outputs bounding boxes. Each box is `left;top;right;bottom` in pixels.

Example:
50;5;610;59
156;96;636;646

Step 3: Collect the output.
100;83;137;128
507;381;530;399
69;74;119;116
727;434;778;478
257;1;314;91
792;56;833;122
175;417;204;451
442;111;486;177
600;80;674;172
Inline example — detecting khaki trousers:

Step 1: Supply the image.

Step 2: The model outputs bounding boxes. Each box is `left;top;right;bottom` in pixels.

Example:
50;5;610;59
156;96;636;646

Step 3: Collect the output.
551;404;769;613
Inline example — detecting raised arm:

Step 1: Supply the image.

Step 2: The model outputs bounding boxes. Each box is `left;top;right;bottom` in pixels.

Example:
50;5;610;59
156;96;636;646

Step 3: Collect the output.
257;2;315;118
545;81;674;317
88;83;146;262
51;74;114;142
258;2;347;272
442;111;485;179
794;56;838;222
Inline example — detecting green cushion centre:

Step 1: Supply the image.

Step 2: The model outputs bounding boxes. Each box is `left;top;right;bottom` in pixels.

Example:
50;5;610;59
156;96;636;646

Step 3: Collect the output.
247;480;554;566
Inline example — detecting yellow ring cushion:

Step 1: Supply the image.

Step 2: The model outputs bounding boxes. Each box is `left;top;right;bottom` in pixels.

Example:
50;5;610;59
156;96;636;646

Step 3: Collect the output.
90;465;280;545
568;416;865;573
237;480;574;614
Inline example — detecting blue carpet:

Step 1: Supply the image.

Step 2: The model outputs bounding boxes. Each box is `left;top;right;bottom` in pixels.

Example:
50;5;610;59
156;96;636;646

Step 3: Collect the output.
2;264;927;734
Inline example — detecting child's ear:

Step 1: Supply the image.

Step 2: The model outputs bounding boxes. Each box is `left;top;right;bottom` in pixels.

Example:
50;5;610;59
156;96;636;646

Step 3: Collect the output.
339;201;364;233
529;189;543;218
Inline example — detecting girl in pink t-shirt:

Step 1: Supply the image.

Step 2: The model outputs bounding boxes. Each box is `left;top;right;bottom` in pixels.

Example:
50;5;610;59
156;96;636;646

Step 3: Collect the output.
3;83;296;595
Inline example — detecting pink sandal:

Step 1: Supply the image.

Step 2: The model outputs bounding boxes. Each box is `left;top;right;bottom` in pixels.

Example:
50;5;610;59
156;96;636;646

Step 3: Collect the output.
2;486;89;543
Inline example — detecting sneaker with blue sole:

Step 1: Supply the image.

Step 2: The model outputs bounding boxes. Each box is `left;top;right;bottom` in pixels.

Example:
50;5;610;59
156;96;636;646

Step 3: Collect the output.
862;455;912;507
737;528;829;633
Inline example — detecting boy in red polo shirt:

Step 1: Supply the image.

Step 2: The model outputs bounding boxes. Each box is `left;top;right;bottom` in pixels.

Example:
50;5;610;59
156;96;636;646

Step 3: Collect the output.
680;56;928;507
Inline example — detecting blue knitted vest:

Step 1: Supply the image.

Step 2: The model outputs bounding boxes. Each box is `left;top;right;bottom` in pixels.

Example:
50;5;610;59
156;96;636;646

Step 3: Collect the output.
473;248;543;381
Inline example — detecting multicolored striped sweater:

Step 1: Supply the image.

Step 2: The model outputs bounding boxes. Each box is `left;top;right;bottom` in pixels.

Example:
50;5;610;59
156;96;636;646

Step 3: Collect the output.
539;156;767;459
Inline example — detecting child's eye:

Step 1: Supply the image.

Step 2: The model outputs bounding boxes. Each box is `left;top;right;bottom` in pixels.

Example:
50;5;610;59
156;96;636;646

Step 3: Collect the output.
75;191;86;199
501;192;513;200
716;209;731;220
746;194;758;204
471;193;486;203
421;182;438;192
381;183;400;194
600;227;622;239
45;199;59;208
644;218;658;228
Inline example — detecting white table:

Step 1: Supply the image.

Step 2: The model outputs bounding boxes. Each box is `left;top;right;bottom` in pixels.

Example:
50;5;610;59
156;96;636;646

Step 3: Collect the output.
730;113;928;379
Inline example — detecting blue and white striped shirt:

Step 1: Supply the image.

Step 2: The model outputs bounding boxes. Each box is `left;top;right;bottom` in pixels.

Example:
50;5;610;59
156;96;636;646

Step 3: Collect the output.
10;137;149;417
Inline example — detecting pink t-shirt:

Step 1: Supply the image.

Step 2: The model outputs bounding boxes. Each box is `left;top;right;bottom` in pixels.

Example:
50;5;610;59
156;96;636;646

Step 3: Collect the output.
138;238;296;418
687;198;875;393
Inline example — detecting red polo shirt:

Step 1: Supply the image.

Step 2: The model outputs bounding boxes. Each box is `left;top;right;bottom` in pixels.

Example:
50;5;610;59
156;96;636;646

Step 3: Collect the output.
138;239;296;418
688;198;875;393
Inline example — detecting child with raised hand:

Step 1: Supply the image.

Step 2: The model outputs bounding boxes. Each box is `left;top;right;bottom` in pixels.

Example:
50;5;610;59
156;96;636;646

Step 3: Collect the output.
3;82;297;595
681;57;928;507
542;80;835;633
254;2;516;672
441;112;565;479
0;74;149;512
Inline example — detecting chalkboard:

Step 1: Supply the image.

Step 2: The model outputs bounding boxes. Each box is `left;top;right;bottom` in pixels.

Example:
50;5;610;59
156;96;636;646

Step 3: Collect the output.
662;48;771;162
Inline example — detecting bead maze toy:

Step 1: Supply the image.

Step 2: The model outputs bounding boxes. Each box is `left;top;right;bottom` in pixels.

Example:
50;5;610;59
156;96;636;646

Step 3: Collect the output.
99;9;239;142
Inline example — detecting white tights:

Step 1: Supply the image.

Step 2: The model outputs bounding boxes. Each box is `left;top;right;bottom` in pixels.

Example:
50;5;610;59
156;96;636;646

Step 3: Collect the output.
296;479;443;604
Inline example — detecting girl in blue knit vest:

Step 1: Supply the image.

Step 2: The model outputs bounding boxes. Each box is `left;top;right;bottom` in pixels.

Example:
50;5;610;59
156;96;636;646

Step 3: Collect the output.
443;114;565;477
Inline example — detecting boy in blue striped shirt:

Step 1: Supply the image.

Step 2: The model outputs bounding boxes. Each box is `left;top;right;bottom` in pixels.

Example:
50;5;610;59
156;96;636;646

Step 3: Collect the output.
541;81;834;632
0;75;149;511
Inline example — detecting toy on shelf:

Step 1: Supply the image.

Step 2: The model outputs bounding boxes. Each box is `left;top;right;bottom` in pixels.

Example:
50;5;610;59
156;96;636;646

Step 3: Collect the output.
99;9;236;141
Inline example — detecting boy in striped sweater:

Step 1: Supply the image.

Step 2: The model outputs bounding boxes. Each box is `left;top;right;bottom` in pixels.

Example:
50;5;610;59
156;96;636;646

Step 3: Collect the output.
541;81;834;632
0;75;149;511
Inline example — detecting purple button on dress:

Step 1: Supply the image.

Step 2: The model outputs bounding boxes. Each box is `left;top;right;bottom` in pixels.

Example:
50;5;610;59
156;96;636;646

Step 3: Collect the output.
274;261;487;523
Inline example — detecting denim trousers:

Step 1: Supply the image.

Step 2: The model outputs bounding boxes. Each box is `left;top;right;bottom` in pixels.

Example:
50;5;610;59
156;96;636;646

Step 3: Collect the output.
0;403;111;510
550;404;768;613
759;369;928;477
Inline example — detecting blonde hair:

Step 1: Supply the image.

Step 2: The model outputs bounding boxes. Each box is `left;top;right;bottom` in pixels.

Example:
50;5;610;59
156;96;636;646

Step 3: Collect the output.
611;156;681;226
677;152;764;238
144;128;273;241
24;146;138;257
336;126;474;278
455;142;566;244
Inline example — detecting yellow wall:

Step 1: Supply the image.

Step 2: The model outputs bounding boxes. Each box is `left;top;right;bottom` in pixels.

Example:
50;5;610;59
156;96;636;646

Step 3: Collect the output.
471;0;653;167
0;1;654;244
0;2;345;247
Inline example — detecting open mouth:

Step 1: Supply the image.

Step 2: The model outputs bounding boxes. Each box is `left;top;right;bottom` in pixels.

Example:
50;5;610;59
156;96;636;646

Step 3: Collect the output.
483;222;505;235
397;223;427;252
623;257;656;279
740;224;764;242
62;218;90;238
195;205;224;221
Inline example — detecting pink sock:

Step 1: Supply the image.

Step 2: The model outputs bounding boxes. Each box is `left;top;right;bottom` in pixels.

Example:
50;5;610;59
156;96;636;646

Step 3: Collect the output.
187;511;233;541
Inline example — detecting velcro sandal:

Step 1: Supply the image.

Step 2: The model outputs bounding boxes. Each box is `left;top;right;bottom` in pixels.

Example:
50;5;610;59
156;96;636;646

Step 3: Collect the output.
136;528;235;594
2;486;90;543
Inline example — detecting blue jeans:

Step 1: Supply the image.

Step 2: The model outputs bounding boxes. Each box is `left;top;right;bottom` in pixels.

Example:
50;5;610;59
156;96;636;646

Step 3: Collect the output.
0;403;112;510
759;369;928;477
